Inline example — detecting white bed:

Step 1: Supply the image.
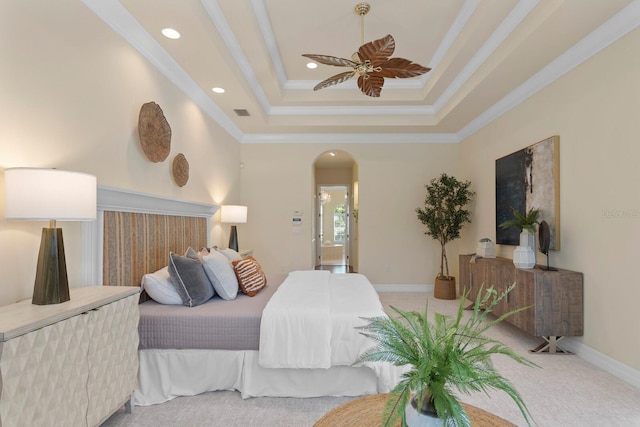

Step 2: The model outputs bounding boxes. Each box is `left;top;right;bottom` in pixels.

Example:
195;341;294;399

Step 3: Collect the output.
96;188;401;406
133;270;401;405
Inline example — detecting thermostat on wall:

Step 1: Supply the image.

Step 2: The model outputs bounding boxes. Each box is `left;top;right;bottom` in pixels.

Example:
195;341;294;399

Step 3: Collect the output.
292;216;302;234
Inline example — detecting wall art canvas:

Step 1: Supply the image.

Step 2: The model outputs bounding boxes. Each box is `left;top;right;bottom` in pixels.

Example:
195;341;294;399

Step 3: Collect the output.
495;135;560;250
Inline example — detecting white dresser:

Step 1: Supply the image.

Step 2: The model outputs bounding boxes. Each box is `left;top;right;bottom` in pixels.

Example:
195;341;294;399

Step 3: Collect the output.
0;286;140;427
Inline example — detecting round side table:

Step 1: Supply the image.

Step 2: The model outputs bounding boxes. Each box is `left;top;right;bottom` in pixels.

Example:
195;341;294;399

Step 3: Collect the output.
314;394;516;427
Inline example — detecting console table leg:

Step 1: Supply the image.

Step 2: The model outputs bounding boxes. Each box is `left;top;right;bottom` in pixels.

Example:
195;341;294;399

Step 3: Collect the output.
530;336;571;354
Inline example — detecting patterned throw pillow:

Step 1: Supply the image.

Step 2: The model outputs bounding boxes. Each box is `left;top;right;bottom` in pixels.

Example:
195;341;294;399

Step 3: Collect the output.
232;256;267;297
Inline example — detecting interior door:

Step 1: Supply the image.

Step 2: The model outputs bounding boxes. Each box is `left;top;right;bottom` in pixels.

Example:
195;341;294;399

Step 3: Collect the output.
316;185;349;266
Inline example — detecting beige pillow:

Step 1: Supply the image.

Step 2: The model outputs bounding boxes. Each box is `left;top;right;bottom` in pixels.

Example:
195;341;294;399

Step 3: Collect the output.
232;256;267;297
216;247;242;262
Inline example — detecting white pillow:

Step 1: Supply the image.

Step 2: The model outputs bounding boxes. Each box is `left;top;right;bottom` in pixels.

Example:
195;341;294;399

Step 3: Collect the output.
141;266;183;305
215;247;242;262
202;250;239;300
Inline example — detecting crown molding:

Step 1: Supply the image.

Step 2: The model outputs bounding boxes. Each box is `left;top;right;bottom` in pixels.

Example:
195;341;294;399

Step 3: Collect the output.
200;0;271;114
269;105;436;116
458;0;640;140
433;0;538;112
83;0;640;145
81;0;244;142
241;133;459;144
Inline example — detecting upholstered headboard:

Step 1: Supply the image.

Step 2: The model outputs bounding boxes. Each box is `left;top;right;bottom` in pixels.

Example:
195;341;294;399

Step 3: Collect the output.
81;186;217;290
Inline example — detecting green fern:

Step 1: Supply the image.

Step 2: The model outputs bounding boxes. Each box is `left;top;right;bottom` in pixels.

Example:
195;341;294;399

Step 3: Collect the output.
356;285;537;427
499;206;541;233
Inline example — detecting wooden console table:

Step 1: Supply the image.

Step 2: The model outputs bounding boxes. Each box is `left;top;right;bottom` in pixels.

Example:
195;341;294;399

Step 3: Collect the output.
314;394;515;427
459;255;583;354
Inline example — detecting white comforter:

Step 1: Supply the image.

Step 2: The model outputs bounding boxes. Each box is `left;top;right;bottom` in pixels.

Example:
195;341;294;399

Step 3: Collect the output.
258;270;386;369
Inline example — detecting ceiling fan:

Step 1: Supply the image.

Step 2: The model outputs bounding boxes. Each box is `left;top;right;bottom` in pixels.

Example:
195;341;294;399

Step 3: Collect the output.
302;2;431;97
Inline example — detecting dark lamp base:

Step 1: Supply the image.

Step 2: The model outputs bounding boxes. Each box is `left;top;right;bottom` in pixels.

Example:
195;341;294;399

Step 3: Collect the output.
228;225;239;252
32;227;70;305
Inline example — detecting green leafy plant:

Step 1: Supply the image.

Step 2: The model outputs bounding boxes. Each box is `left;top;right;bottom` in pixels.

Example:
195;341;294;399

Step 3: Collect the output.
356;285;537;427
499;207;541;233
415;173;474;279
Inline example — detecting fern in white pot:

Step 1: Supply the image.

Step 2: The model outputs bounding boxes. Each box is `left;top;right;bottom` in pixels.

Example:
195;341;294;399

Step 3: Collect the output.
356;286;537;427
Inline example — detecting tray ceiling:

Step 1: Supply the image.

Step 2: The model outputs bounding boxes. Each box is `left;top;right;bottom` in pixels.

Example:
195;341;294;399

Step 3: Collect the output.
83;0;639;143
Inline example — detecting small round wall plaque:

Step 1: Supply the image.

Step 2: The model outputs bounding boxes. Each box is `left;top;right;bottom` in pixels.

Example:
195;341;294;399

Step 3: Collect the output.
138;102;171;162
172;153;189;187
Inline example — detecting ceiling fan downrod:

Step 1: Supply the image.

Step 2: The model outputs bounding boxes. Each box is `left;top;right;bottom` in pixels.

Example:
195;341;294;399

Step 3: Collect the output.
355;2;370;45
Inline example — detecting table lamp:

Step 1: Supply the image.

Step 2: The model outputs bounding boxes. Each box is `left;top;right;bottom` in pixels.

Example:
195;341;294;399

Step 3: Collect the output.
4;168;97;305
220;205;247;252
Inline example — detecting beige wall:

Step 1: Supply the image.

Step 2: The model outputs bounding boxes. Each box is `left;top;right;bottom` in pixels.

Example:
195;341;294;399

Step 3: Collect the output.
459;27;640;370
240;143;459;286
2;0;637;377
315;167;353;186
0;2;241;305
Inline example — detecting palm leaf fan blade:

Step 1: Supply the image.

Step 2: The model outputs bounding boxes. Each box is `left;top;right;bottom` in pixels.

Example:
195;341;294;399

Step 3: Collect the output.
301;54;358;68
358;74;384;97
379;57;431;79
358;34;395;65
313;71;356;91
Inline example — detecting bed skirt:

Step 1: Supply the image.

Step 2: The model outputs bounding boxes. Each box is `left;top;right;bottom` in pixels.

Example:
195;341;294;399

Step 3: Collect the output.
133;349;400;406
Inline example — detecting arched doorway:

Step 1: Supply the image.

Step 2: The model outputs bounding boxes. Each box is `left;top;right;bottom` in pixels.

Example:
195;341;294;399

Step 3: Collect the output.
313;151;358;273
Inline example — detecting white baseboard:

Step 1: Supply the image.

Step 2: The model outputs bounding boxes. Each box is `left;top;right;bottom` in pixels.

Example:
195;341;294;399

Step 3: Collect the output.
372;285;640;391
562;337;640;391
374;284;433;293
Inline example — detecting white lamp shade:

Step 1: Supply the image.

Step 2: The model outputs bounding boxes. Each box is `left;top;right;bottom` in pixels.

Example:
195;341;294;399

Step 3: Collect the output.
4;168;97;221
220;205;247;224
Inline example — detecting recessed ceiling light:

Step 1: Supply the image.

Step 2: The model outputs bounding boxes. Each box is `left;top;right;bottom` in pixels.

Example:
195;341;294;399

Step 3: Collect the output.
161;28;181;39
212;87;225;94
329;152;336;157
306;62;318;69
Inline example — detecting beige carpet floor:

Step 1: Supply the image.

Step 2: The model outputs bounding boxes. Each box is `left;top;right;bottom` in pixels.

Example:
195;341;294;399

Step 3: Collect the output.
103;291;640;426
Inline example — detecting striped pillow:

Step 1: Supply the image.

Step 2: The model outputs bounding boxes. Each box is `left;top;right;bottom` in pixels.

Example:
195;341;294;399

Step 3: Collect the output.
232;256;267;296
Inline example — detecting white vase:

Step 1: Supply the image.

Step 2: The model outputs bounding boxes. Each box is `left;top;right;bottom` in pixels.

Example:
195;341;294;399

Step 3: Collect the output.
405;397;444;427
513;230;536;269
519;229;536;255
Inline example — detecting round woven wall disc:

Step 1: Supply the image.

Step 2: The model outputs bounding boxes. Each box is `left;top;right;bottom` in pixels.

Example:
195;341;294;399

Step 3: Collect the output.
172;153;189;187
138;102;171;162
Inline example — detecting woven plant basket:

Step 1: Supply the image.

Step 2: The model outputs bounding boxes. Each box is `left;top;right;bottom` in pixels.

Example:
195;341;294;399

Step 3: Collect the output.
434;276;456;300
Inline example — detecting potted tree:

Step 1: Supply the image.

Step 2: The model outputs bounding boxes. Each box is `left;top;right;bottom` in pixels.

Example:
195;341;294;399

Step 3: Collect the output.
356;285;536;427
499;207;541;268
415;173;474;299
